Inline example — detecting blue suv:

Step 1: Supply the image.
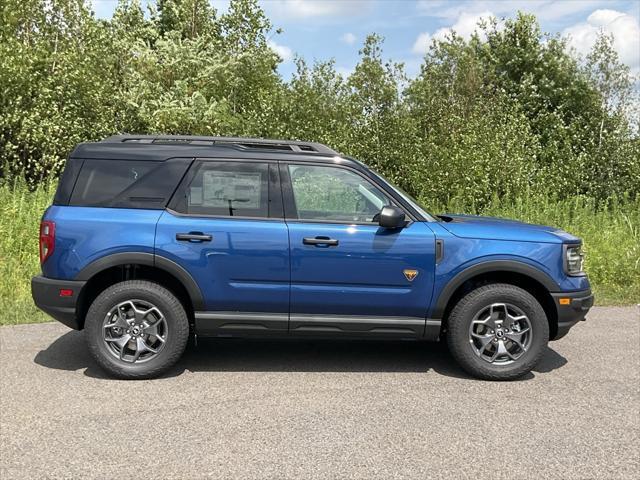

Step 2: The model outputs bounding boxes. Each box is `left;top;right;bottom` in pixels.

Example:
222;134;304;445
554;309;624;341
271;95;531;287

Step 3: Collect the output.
31;135;593;380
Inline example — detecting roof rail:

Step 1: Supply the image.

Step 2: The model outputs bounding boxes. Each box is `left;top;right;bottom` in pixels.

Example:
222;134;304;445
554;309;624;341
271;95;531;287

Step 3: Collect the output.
101;135;339;155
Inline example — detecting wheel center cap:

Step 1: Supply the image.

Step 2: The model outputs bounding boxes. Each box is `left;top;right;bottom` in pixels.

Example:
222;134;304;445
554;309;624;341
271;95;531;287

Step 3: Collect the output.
132;326;141;336
495;329;505;338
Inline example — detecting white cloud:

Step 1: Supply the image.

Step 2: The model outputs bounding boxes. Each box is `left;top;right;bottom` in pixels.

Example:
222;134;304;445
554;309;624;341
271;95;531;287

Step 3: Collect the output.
336;66;354;78
563;9;640;72
412;32;432;55
268;40;293;63
432;10;496;41
588;9;627;26
266;0;370;19
412;10;497;55
416;0;605;22
341;32;357;45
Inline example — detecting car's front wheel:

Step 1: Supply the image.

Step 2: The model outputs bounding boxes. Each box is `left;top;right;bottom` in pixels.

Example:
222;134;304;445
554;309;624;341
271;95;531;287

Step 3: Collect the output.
85;280;189;379
446;283;549;380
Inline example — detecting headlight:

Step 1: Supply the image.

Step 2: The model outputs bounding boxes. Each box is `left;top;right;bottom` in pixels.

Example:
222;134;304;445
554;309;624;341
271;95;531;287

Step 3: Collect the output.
564;244;584;275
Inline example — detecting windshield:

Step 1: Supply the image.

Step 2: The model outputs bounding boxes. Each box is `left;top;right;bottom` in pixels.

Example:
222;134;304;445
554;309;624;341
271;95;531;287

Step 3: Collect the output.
346;157;437;221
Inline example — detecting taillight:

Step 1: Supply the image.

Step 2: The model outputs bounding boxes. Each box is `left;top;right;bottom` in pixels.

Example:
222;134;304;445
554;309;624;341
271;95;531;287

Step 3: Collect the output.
39;220;55;264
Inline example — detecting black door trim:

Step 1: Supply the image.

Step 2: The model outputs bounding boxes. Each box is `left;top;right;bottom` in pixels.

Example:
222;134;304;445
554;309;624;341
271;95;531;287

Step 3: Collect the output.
289;314;425;337
195;311;288;336
194;312;434;339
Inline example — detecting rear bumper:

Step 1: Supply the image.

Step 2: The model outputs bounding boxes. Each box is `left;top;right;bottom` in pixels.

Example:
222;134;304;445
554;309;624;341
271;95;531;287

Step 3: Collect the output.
31;276;86;330
551;289;594;340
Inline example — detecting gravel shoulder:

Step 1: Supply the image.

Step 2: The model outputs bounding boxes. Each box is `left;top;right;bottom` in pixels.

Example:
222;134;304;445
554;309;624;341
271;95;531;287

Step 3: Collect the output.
1;306;638;479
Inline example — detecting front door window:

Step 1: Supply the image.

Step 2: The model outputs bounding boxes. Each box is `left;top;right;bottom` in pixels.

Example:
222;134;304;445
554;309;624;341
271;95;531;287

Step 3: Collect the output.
288;165;390;223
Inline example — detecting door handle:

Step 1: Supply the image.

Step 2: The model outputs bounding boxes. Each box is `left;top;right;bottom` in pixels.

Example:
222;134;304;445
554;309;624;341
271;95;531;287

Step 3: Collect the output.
303;236;339;246
176;232;213;242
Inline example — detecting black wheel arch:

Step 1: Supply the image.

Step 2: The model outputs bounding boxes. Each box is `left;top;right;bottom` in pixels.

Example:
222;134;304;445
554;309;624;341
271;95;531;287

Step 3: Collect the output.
432;260;560;339
74;252;204;329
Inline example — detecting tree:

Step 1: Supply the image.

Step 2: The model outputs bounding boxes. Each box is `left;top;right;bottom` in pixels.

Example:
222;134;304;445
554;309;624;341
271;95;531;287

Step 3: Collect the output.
346;34;417;189
0;2;636;204
156;0;218;39
0;0;119;180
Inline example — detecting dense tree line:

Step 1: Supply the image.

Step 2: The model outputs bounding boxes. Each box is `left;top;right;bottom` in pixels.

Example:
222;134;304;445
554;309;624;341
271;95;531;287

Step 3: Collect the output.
1;0;638;208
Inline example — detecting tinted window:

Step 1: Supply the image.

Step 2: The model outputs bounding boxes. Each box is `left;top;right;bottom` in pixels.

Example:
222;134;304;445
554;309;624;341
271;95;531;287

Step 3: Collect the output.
70;160;157;206
176;162;269;217
54;158;84;205
288;165;391;223
68;158;191;209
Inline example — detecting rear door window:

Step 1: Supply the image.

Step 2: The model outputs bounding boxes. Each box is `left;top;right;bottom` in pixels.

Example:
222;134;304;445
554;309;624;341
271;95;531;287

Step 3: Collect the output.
172;161;270;218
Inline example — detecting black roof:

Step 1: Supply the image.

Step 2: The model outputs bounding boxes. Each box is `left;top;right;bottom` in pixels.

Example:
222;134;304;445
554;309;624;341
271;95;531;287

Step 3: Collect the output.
70;135;342;161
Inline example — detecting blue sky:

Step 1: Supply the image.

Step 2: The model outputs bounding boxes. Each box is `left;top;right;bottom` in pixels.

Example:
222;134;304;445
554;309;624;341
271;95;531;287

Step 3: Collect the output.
92;0;640;78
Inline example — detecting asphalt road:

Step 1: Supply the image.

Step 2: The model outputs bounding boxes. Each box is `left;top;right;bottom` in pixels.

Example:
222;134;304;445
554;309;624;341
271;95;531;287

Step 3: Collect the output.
1;306;638;479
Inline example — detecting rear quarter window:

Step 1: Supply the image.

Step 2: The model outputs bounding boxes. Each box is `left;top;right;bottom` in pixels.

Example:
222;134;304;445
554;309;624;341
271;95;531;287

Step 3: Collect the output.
68;158;191;209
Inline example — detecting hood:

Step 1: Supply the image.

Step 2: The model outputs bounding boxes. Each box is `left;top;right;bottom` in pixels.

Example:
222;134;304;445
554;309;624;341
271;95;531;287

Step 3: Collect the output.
437;214;580;244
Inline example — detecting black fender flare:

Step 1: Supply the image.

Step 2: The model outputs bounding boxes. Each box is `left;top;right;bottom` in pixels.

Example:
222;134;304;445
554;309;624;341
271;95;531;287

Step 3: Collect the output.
75;252;204;310
430;260;559;319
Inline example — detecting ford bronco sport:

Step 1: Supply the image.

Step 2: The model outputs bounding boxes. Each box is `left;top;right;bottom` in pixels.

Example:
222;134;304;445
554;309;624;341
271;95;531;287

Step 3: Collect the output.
31;135;593;380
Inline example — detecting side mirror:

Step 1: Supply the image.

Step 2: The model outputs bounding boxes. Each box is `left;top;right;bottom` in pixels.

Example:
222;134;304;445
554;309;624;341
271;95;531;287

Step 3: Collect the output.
378;205;406;229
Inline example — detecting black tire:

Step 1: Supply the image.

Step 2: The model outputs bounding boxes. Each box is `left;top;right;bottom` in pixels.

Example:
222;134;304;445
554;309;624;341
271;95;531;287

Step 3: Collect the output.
446;283;549;381
85;280;189;379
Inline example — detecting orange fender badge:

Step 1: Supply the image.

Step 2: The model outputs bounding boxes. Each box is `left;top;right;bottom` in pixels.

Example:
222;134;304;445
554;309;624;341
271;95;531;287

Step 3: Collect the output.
403;269;419;281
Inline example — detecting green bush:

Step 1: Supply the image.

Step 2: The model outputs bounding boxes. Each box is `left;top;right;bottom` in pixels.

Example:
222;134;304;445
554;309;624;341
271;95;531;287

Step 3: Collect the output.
0;1;638;324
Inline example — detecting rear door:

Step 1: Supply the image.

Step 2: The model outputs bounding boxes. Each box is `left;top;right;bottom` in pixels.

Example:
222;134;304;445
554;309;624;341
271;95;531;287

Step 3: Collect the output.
281;162;436;337
155;159;290;335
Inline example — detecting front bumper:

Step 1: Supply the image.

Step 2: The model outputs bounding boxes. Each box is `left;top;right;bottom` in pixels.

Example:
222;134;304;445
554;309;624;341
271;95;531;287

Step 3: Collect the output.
31;276;86;330
550;289;594;340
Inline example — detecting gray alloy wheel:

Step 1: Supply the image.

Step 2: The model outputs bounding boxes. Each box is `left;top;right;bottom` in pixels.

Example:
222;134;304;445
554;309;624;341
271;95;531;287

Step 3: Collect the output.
468;303;533;365
446;283;548;381
85;280;189;379
103;299;168;364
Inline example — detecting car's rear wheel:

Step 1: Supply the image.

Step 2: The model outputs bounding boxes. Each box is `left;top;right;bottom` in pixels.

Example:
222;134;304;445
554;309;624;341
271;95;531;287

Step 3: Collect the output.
85;280;189;379
446;283;549;380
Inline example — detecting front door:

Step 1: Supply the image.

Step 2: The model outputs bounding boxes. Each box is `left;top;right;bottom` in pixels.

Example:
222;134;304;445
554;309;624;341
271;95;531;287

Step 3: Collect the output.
155;159;290;335
282;163;436;337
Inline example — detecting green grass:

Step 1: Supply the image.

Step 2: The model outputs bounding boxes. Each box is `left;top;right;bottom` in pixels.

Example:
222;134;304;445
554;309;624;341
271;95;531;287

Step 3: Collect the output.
1;178;638;326
0;177;55;326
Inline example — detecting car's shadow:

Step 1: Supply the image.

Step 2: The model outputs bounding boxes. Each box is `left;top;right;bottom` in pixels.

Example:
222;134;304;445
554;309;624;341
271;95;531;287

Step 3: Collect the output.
34;330;568;381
